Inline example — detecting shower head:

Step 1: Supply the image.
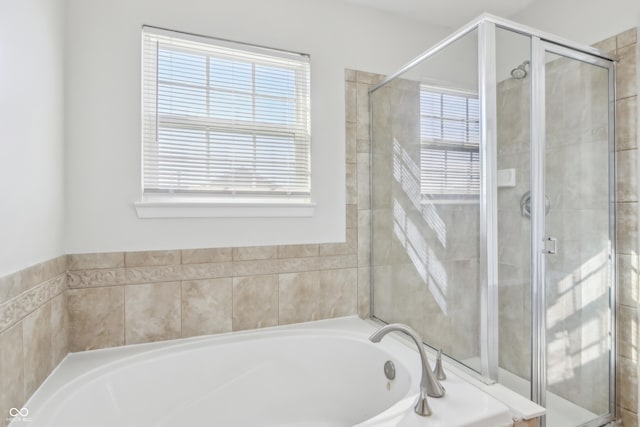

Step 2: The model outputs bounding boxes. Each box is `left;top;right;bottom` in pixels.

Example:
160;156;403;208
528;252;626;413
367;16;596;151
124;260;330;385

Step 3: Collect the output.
511;60;530;79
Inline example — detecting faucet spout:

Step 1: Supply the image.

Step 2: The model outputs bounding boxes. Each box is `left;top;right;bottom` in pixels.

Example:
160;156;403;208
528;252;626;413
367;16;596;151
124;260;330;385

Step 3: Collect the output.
369;323;445;416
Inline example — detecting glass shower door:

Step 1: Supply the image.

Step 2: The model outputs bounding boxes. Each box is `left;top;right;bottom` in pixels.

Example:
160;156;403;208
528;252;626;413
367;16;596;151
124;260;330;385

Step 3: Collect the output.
538;43;614;427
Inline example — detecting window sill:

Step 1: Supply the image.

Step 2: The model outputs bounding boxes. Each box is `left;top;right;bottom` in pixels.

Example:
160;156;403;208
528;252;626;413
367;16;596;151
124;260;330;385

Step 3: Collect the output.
134;198;316;218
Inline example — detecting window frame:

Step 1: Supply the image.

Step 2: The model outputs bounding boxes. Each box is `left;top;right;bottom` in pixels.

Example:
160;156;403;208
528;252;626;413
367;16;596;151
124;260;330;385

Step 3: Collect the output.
136;26;314;218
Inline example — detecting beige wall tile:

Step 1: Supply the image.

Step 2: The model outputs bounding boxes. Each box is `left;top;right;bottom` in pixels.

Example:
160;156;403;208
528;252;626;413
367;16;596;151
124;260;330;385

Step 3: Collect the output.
278;244;319;259
125;250;180;267
181;262;233;281
279;271;320;325
0;270;22;305
355;70;384;85
319;228;357;256
619;254;639;308
619;304;638;361
125;265;182;284
618;149;639;202
0;275;65;335
232;246;278;261
618;202;639;255
593;35;616;54
345;80;357;123
345;69;357;83
514;419;539;427
181;279;232;338
68;252;124;270
67;268;126;288
50;292;68;367
0;324;24;427
357;137;370;154
346;204;358;229
358;267;371;318
319;269;357;318
68;287;124;351
23;302;53;397
357;153;370;208
356;83;370;140
346;121;357;163
182;248;232;264
125;282;181;345
617;44;638;100
232;259;278;277
358;210;371;267
618;355;638;412
232;275;278;331
620;406;638;427
278;257;320;274
318;254;358;270
346;162;357;205
617;96;638;151
618;28;638;49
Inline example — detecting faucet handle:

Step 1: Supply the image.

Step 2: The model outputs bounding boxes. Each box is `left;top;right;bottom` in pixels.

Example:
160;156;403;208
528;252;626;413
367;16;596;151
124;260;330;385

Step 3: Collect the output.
433;349;447;381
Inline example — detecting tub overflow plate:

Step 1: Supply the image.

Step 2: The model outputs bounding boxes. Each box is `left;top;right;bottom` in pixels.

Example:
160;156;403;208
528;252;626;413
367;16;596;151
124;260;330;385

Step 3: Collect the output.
384;360;396;380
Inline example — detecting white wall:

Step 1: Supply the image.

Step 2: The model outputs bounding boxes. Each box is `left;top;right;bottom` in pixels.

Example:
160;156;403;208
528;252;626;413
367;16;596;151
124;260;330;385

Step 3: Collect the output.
510;0;640;45
63;0;449;253
0;0;65;276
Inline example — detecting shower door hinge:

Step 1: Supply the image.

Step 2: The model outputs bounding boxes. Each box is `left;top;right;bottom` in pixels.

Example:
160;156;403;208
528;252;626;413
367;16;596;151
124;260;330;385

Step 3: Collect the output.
543;237;557;254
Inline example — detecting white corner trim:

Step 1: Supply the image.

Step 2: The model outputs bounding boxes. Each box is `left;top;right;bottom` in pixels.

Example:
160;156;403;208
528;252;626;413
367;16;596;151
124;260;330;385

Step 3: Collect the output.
134;199;316;219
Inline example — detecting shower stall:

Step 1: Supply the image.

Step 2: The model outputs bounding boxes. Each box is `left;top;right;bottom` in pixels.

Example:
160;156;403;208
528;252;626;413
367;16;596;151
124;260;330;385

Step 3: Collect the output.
369;14;616;427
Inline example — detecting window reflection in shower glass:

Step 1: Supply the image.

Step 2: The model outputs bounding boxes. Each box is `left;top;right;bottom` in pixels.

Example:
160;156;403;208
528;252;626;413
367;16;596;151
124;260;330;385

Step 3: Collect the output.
370;28;481;373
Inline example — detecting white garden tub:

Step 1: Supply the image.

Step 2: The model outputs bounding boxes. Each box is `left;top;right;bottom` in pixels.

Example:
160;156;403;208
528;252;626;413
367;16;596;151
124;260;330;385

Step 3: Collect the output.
10;317;514;427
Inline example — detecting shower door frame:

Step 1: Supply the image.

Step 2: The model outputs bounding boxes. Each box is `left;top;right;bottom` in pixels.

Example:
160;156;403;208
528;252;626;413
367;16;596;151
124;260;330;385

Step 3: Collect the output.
529;39;617;427
368;13;617;427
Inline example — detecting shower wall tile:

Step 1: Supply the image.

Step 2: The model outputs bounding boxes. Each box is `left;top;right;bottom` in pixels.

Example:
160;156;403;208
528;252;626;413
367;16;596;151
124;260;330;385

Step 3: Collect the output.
618;149;638;202
593;35;617;54
618;202;639;255
619;355;639;413
618;43;638;100
68;287;124;351
124;282;181;345
618;28;638;50
617;96;637;151
618;254;639;308
346;121;357;163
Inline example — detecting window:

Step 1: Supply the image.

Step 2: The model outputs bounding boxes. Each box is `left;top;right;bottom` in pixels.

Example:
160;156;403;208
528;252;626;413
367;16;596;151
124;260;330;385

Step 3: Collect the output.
140;27;311;212
419;85;480;199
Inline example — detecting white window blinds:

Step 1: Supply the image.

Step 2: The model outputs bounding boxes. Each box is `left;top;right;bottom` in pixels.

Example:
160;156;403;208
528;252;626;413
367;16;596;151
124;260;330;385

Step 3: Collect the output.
142;27;311;199
419;86;480;197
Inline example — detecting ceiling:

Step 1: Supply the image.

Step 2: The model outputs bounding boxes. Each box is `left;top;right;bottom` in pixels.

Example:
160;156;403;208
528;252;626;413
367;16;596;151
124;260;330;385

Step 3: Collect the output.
341;0;538;29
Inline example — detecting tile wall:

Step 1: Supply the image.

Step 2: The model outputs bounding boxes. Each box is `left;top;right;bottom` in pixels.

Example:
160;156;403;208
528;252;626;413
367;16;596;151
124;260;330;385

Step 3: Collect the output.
595;27;640;427
0;257;68;427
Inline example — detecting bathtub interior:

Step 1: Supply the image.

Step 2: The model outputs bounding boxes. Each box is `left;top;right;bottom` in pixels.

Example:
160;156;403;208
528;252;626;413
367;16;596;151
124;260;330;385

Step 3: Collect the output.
17;329;413;427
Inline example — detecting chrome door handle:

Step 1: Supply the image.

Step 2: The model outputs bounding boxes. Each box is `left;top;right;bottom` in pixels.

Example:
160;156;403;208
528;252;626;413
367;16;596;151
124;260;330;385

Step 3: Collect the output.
543;237;557;254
